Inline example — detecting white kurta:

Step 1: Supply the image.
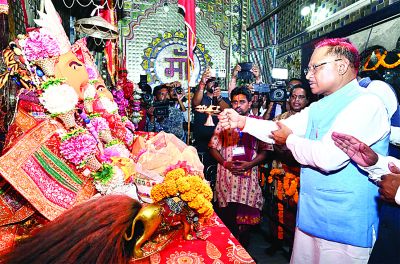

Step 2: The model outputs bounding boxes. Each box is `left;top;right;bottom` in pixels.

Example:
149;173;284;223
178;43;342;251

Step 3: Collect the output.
242;80;390;173
241;79;391;263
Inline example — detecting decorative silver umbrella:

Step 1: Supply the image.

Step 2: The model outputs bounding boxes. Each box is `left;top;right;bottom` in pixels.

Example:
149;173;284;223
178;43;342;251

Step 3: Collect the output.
74;15;118;40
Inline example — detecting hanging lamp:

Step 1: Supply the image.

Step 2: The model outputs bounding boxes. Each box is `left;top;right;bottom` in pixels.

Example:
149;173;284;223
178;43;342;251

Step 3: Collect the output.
74;15;118;39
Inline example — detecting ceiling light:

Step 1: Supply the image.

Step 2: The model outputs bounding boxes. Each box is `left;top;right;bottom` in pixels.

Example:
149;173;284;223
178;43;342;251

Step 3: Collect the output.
301;6;311;16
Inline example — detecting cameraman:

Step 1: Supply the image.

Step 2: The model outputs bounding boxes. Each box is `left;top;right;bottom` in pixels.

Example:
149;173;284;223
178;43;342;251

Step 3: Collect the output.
263;78;303;120
228;63;262;96
145;84;185;140
166;81;186;112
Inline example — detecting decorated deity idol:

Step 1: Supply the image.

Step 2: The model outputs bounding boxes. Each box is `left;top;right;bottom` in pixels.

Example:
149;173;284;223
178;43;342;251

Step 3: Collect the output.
0;0;140;254
0;1;212;260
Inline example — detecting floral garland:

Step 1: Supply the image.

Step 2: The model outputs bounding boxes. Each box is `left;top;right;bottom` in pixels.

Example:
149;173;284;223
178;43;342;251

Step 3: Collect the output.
112;88;129;117
21;28;60;61
131;87;142;125
59;128;97;167
39;78;78;115
363;50;400;71
268;168;299;203
150;167;213;220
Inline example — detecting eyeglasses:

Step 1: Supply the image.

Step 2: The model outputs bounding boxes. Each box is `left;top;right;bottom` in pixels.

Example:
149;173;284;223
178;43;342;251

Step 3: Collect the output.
304;59;342;75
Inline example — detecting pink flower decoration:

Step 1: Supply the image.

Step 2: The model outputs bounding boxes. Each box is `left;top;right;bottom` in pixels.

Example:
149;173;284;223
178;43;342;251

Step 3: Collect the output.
90;116;110;132
124;120;136;132
125;129;134;145
23;29;60;61
60;133;97;165
164;161;195;175
100;144;130;163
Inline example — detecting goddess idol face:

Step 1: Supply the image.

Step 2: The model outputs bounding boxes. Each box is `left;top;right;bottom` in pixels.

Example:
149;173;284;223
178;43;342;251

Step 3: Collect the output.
54;51;89;100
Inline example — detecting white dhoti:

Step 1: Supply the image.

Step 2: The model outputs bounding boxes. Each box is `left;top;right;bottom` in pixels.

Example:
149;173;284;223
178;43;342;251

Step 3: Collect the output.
290;228;373;264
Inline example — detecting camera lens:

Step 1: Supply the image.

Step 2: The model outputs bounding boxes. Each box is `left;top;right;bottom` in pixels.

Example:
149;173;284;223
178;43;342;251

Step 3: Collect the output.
175;87;183;94
142;93;153;106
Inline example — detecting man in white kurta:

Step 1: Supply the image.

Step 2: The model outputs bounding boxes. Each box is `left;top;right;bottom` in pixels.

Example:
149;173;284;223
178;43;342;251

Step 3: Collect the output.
218;38;391;264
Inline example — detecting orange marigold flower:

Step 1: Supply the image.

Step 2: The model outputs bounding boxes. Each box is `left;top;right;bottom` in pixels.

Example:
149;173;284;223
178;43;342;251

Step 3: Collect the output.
176;177;190;193
150;184;167;202
164;180;178;196
180;189;198;202
165;168;186;181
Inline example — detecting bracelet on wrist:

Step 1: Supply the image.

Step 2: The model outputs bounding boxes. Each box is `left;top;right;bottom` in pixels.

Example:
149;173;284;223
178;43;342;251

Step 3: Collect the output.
223;161;228;167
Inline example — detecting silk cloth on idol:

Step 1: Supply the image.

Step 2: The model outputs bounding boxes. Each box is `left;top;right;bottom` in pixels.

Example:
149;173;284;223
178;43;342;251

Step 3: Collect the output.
0;108;95;253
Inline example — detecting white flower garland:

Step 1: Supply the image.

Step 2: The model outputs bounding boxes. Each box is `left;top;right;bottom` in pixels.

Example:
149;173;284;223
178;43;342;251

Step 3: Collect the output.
39;83;78;114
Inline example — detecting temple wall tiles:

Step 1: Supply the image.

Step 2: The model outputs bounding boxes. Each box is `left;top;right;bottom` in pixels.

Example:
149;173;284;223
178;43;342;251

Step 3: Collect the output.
123;4;227;85
121;0;242;53
275;0;395;56
275;49;302;80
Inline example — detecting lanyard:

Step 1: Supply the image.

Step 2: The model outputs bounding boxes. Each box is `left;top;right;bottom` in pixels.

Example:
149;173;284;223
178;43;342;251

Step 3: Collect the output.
237;129;243;146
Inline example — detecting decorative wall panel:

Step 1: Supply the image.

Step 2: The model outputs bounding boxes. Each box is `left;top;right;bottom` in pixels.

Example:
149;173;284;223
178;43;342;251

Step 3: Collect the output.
124;4;226;87
121;0;243;88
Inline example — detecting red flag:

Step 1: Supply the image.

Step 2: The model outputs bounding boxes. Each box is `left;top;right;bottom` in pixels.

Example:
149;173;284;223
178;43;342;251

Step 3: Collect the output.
178;0;196;67
100;6;117;85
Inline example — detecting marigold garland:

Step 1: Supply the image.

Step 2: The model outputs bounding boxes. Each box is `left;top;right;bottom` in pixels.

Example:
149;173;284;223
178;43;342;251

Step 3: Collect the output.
268;168;299;204
363;50;400;71
150;168;214;219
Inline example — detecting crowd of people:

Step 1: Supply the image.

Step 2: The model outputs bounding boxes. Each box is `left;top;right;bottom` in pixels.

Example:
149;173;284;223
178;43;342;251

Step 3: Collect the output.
111;37;400;264
217;38;400;264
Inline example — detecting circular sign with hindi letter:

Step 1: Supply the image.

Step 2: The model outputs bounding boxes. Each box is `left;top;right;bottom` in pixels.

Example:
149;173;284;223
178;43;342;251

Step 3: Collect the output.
141;30;211;88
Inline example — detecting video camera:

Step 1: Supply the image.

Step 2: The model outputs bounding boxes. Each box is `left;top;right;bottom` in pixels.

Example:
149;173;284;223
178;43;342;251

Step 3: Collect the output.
268;81;288;102
152;100;173;118
251;82;287;101
142;95;174;118
237;62;253;80
142;93;153;106
138;74;154;106
169;86;183;95
253;83;269;94
268;68;289;102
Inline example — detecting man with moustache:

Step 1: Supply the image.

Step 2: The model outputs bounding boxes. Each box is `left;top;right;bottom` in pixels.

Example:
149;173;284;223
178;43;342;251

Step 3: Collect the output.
218;38;390;263
208;86;268;247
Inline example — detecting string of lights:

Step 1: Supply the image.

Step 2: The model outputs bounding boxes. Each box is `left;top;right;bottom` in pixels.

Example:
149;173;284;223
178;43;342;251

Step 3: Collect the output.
61;0;123;10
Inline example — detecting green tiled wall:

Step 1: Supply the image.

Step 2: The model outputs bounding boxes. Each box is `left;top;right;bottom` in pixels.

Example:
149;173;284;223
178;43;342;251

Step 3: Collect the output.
248;0;399;80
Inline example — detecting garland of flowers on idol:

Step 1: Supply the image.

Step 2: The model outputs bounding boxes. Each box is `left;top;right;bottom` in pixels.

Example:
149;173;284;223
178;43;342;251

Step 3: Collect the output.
112;87;129;117
114;78;142;126
150;165;214;222
14;29;139;198
91;86;135;147
37;77;138;197
39;78;102;170
130;85;143;125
